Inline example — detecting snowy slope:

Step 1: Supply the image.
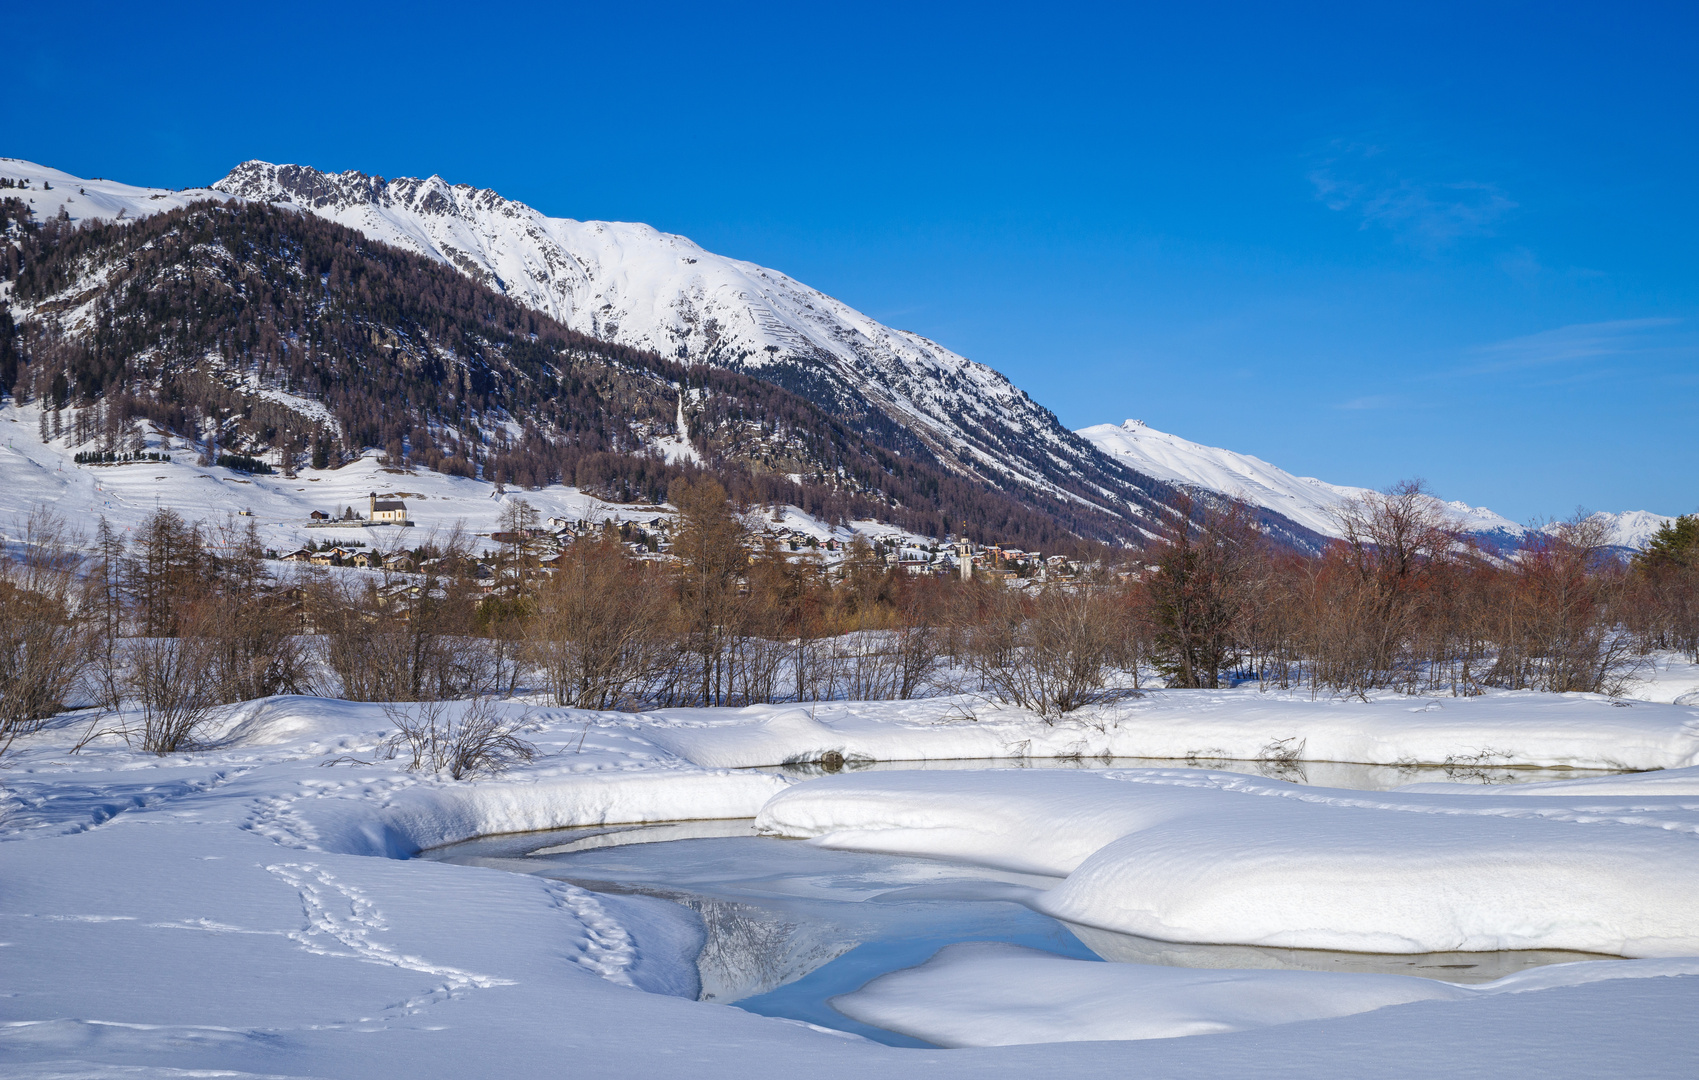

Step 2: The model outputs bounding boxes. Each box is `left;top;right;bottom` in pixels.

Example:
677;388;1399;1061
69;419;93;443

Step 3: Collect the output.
1075;419;1381;538
1576;509;1678;552
0;396;942;565
0;398;650;555
1078;419;1675;549
3;157;1673;550
203;161;1157;519
0;157;228;226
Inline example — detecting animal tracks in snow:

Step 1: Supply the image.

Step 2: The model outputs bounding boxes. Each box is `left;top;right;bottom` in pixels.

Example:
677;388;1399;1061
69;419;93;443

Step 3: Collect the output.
545;881;642;988
265;862;513;1019
242;775;415;851
0;768;253;841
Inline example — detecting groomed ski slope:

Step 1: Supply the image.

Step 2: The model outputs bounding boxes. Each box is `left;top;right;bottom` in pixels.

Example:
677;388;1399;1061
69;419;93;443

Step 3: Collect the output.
4;690;1699;1077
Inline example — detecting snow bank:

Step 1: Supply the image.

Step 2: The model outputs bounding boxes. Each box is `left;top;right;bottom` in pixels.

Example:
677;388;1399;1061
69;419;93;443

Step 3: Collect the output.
1398;763;1699;797
642;690;1699;772
832;942;1699;1047
276;768;789;859
6;690;1699;1077
3;695;788;854
757;768;1699;956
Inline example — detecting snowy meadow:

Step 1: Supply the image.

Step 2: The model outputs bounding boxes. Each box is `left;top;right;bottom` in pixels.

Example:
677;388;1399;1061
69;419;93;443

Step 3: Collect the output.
3;468;1699;1077
5;683;1699;1078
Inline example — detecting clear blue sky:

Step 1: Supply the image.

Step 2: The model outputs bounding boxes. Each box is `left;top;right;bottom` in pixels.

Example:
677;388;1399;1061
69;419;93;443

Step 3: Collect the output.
9;2;1696;521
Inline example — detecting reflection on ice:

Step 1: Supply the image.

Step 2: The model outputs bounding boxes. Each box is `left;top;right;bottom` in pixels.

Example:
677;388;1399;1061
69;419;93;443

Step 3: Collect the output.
756;755;1621;790
430;818;1625;1045
1063;922;1612;983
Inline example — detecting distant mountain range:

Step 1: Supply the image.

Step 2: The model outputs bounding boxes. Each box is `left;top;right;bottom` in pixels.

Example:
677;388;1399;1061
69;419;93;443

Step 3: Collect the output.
0;156;1678;552
1078;419;1674;552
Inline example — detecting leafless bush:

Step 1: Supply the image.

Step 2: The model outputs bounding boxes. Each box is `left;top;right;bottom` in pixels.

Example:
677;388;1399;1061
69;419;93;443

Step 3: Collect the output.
124;629;222;754
1485;515;1647;695
530;536;678;709
730;632;789;705
1145;493;1261;689
839;631;901;701
0;509;90;759
380;697;537;779
315;527;492;701
892;591;949;699
973;582;1125;718
671;478;752;707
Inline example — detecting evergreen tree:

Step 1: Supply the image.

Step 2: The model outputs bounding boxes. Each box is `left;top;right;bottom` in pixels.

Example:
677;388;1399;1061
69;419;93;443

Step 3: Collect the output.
1637;515;1699;570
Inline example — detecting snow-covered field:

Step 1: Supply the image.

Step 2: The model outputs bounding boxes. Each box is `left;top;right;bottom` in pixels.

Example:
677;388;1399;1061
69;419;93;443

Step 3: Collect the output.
4;688;1699;1077
644;690;1699;772
0;398;937;560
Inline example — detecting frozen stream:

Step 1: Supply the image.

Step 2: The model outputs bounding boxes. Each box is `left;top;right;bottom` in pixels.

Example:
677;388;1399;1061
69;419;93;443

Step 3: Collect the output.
751;754;1624;788
429;760;1623;1047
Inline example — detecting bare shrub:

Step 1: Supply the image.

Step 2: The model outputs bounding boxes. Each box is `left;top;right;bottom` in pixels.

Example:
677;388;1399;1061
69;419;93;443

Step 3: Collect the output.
1487;514;1646;695
124;625;222;754
973;581;1125;718
124;508;206;637
839;631;902;701
380;697;536;779
1626;515;1699;661
530;535;677;709
892;588;948;699
1321;480;1463;693
199;519;311;702
84;518;130;712
315;526;490;701
0;509;89;757
670;477;751;707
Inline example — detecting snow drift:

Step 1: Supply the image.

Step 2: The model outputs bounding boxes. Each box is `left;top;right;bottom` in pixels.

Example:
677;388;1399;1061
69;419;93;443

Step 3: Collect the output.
756;767;1699;957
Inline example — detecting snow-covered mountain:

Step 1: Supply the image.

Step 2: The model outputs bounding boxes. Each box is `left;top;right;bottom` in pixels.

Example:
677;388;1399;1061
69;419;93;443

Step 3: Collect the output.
0;158;226;226
2;157;1673;553
1577;510;1677;553
1077;419;1675;551
204;161;1167;526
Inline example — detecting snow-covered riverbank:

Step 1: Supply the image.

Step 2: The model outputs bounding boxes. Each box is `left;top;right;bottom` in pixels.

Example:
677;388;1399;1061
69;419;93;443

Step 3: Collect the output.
4;691;1699;1078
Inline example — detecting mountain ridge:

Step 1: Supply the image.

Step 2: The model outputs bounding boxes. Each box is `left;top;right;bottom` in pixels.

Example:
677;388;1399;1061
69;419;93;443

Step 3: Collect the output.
0;186;1125;551
207;160;1179;529
1077;418;1675;552
0;157;1674;551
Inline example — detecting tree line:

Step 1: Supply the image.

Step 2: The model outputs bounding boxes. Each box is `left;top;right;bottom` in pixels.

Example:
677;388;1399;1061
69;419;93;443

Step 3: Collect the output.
3;480;1694;764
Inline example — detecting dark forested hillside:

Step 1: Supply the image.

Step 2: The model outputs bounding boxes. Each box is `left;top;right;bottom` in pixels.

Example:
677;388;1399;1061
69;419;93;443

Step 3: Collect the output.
0;198;1153;551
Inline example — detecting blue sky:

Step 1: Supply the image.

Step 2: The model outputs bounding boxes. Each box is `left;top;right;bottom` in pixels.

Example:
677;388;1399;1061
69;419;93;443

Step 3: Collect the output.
9;2;1696;521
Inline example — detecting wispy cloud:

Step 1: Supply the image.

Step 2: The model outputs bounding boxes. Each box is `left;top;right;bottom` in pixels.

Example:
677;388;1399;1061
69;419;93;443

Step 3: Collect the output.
1309;141;1516;252
1464;318;1686;376
1335;394;1395;411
